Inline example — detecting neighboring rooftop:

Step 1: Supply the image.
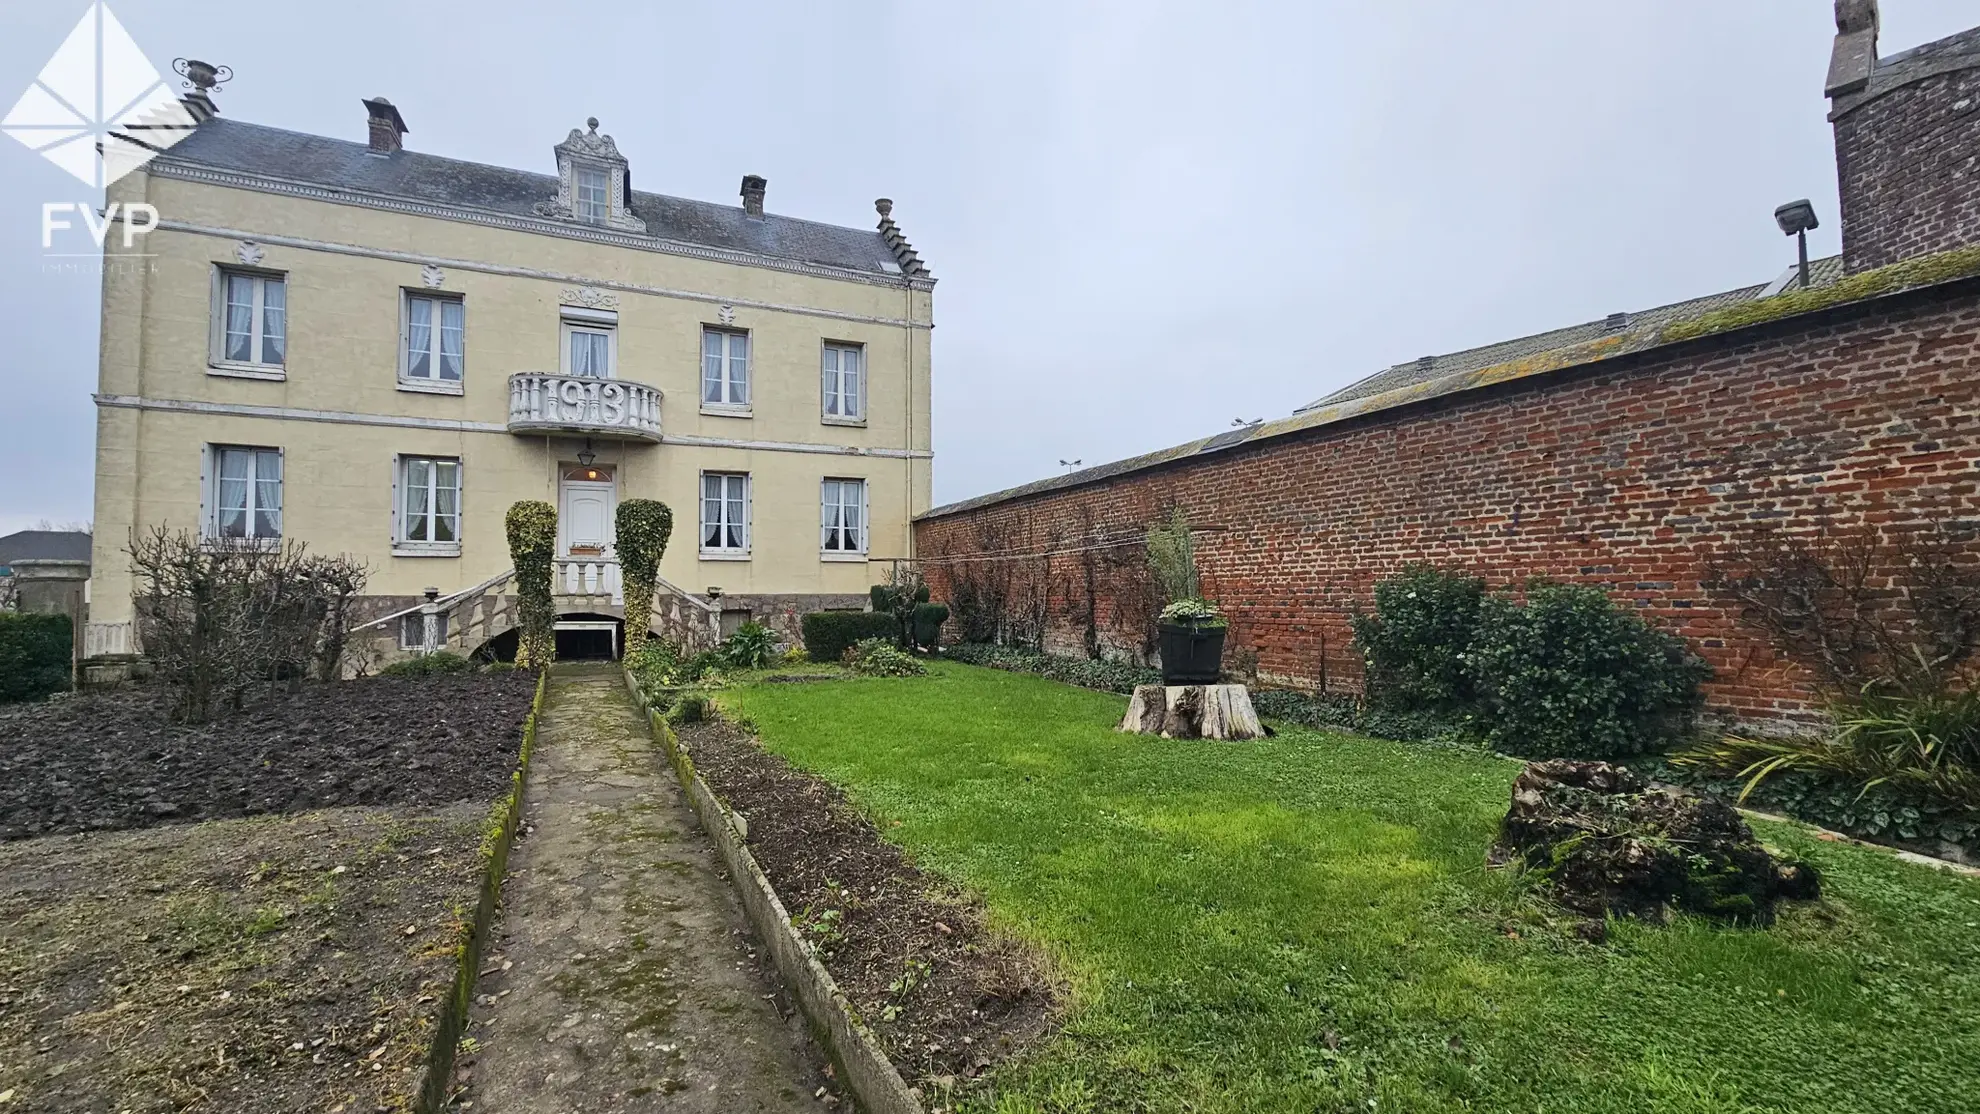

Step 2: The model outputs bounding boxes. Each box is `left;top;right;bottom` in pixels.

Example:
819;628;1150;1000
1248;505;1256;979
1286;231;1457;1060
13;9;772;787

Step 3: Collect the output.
1300;255;1844;411
919;244;1980;522
153;117;924;282
0;530;91;568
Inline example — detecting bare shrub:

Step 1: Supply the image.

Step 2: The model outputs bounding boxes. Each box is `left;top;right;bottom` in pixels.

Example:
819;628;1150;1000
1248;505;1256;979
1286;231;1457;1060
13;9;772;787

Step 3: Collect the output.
127;528;367;722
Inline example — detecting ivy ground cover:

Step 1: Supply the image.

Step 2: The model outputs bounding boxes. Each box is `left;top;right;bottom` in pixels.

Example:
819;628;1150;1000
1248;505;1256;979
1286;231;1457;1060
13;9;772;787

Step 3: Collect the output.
724;663;1980;1114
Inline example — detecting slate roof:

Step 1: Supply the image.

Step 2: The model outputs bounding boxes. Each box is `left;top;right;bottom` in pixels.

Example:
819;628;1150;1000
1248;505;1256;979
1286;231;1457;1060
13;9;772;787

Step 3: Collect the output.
0;530;91;566
155;118;913;280
919;254;1866;522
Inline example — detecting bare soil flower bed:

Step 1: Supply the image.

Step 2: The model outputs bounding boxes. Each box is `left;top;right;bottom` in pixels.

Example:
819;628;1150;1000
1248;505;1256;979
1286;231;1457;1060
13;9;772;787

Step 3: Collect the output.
675;717;1054;1089
0;802;487;1112
0;671;537;841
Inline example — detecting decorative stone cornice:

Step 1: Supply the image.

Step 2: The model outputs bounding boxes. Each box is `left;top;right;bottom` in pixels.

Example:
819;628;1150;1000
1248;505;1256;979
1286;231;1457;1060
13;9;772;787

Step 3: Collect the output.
95;394;936;460
144;161;936;292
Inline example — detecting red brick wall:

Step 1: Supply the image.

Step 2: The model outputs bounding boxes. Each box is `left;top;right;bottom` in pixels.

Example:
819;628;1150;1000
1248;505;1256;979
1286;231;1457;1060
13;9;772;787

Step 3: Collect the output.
915;284;1980;727
1834;63;1980;272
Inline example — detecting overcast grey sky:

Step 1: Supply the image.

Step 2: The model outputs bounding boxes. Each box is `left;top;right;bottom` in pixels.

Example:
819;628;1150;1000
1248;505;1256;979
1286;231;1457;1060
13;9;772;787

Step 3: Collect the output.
2;0;1974;536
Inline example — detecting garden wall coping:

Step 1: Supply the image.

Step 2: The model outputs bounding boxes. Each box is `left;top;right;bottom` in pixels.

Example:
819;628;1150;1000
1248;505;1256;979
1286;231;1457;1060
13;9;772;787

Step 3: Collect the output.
622;667;925;1114
414;666;549;1114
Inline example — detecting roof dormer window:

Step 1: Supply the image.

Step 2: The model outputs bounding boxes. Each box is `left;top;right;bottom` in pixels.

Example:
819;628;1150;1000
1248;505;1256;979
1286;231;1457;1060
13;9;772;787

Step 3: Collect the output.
576;166;608;223
533;117;646;233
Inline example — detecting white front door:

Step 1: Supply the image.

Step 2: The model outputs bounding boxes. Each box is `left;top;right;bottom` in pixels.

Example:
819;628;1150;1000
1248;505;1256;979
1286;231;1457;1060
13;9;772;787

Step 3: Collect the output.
558;479;616;561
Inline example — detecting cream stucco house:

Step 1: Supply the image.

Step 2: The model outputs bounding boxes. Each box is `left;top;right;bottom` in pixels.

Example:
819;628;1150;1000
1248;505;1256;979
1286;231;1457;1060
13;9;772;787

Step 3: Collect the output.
88;85;933;662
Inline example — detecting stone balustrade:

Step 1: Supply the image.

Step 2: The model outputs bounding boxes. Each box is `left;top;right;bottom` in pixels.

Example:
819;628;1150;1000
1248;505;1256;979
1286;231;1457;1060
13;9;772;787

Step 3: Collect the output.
508;373;661;442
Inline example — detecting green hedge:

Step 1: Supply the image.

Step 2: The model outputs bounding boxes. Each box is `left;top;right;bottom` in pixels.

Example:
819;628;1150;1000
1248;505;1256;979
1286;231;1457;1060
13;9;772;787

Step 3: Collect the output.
0;612;71;703
801;610;896;664
1349;567;1709;759
941;642;1159;694
911;602;949;650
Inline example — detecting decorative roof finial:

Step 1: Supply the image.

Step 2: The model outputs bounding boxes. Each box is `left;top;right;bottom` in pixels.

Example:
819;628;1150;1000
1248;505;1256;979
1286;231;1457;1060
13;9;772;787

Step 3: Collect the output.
586;116;599;132
875;198;894;219
173;58;232;93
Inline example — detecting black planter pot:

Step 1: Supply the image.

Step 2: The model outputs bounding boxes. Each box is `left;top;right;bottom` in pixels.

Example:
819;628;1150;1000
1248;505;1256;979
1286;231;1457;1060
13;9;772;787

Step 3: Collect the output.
1157;621;1227;684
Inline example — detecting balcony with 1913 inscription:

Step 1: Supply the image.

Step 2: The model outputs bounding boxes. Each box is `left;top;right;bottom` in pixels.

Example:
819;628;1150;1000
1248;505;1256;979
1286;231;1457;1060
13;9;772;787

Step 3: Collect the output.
506;372;662;442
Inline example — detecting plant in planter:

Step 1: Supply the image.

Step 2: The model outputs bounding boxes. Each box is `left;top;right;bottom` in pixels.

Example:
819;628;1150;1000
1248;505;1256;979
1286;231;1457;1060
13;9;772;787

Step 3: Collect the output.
1156;596;1228;684
1147;508;1229;684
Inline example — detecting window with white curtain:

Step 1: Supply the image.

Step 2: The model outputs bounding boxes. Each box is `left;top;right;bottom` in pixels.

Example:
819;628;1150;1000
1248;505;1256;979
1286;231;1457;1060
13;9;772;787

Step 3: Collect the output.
576;166;609;223
214;270;285;370
399;456;461;551
701;328;749;408
402;293;464;388
700;472;750;554
208;445;282;539
822;343;864;422
561;320;615;378
820;478;867;554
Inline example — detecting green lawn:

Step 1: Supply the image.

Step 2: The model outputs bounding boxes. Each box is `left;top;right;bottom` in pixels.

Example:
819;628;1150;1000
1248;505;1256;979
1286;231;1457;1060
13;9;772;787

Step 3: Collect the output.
724;663;1980;1114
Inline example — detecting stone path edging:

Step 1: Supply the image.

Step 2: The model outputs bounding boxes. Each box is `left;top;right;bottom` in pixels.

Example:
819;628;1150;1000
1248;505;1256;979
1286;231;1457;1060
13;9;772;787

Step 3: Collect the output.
623;668;925;1114
415;667;549;1114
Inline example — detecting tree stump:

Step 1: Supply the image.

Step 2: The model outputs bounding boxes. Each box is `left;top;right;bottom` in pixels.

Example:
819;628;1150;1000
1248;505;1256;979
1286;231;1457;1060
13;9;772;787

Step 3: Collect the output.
1118;684;1265;740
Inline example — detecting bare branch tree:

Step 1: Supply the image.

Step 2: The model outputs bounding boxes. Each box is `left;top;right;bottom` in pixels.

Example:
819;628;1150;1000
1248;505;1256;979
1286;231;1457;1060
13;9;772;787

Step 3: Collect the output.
1706;521;1980;696
127;527;367;722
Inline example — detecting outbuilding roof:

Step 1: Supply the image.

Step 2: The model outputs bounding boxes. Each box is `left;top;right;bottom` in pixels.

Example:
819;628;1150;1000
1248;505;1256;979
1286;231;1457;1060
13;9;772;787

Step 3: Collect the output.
918;246;1980;523
0;530;91;567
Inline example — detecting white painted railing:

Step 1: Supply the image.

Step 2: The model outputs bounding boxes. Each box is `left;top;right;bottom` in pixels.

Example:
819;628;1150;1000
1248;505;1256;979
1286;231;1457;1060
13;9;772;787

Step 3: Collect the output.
555;558;623;604
508;373;662;441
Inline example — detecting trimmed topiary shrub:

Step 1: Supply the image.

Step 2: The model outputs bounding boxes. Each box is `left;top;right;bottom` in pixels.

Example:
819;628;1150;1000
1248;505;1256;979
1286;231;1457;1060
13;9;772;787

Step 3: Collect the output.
871;571;933;648
379;650;475;678
615;498;674;658
0;612;71;703
801;610;895;664
1349;564;1484;712
505;501;557;669
912;602;949;650
1466;580;1710;758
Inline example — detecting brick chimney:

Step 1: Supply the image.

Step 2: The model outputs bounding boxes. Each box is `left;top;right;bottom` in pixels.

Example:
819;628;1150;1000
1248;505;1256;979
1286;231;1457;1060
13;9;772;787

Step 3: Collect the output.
1827;0;1980;272
363;97;407;154
740;174;767;218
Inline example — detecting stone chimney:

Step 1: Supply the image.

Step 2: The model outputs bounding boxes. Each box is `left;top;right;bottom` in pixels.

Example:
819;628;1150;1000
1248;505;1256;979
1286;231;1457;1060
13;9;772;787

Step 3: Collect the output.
1826;0;1879;98
363;97;408;154
740;174;767;218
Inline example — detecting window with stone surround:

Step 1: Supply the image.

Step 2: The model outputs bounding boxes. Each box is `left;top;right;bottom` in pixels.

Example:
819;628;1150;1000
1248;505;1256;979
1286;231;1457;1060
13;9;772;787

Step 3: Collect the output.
700;472;750;556
211;269;286;375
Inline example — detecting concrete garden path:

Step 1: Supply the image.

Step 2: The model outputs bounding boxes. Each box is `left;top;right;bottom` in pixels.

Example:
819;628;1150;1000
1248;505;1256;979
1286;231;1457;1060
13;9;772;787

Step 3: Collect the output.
460;665;832;1112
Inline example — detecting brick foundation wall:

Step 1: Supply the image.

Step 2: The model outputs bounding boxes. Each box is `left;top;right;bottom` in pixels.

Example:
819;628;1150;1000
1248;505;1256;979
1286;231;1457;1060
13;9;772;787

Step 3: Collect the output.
1834;62;1980;272
914;282;1980;728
